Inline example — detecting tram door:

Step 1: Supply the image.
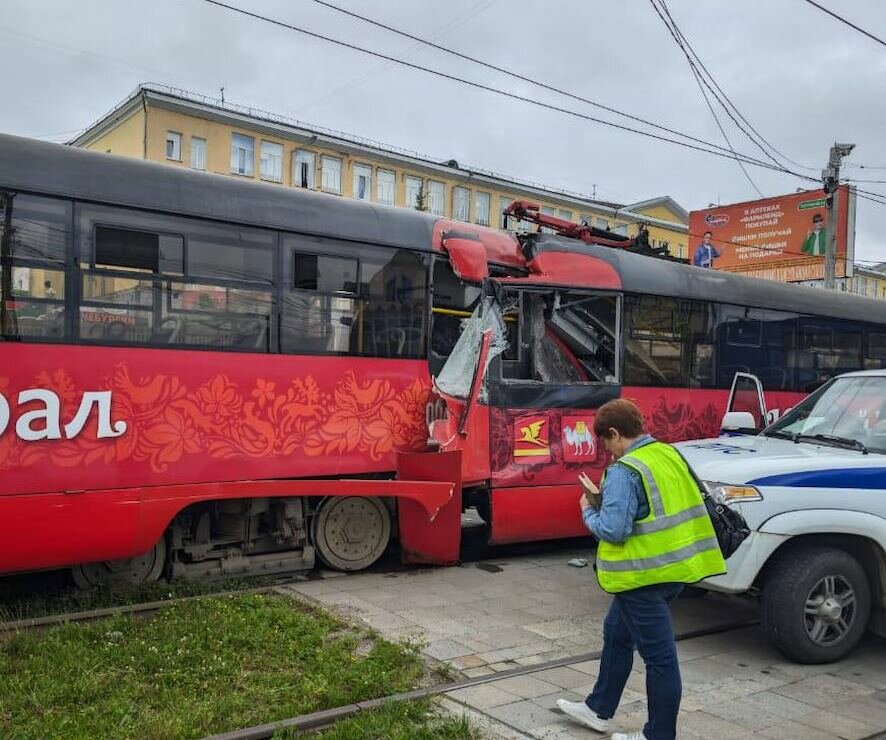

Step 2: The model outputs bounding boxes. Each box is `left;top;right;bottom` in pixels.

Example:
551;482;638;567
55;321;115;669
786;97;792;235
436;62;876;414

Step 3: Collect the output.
485;287;622;544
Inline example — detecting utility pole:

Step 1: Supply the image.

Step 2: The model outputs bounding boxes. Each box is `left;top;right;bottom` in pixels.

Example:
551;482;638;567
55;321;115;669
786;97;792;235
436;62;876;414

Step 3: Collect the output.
822;142;855;289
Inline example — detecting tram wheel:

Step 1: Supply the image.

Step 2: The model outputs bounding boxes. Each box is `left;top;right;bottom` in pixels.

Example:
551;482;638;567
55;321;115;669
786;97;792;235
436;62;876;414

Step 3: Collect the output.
311;496;391;572
71;537;167;589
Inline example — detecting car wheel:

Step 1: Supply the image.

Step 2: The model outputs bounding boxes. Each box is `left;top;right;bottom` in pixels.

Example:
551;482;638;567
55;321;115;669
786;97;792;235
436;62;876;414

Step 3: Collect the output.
762;545;871;664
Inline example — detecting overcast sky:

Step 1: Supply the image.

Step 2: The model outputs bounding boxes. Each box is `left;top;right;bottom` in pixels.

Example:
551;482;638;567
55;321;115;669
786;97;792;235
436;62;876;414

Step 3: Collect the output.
3;0;886;264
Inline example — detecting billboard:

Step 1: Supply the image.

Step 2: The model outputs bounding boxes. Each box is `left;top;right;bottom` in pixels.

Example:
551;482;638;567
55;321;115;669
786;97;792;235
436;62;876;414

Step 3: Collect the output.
688;185;856;281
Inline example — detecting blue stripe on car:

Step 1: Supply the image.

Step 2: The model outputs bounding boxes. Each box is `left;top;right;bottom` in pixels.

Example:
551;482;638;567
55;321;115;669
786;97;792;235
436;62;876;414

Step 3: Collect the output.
749;468;886;489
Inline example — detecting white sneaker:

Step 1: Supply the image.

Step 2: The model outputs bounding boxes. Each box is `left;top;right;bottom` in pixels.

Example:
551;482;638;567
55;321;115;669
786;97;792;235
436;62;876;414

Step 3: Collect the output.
610;732;647;740
555;699;610;732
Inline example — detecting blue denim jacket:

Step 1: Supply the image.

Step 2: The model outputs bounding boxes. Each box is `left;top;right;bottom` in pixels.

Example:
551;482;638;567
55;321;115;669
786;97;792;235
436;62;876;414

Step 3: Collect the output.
582;434;655;544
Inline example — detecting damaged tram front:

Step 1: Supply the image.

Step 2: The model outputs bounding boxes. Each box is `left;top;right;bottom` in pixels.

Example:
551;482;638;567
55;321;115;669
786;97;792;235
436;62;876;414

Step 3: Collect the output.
419;227;886;550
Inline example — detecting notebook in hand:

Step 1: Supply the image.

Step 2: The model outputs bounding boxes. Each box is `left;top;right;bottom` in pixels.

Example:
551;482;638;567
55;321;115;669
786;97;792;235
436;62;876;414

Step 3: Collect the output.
578;472;602;510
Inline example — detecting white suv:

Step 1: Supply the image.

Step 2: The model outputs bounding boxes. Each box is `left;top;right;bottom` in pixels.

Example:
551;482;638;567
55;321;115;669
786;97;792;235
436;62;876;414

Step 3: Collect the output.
677;370;886;664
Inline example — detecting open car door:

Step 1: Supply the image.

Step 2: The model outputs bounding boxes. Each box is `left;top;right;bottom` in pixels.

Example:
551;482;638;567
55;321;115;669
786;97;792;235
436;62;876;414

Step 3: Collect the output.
723;372;768;433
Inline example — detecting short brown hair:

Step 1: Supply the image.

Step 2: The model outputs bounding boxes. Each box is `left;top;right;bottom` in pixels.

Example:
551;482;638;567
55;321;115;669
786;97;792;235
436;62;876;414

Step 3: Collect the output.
594;399;645;439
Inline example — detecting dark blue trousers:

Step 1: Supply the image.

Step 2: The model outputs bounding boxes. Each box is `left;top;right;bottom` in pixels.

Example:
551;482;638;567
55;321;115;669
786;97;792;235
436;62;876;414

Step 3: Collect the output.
585;582;683;740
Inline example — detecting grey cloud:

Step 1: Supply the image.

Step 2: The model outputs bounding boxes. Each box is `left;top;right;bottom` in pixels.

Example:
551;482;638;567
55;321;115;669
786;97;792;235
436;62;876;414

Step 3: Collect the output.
2;0;884;261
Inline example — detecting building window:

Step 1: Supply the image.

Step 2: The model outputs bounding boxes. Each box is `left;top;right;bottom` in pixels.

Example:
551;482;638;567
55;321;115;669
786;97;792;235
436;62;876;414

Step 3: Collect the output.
166;132;182;161
613;223;628;237
293;149;315;189
230;133;254;176
558;209;572;221
595;217;609;231
500;196;512;229
405;176;423;209
260;141;283;182
428;181;445;216
190;137;206;171
453;186;470;222
541;206;556;234
353;163;372;201
321;155;342;194
475;192;491;226
377;169;396;206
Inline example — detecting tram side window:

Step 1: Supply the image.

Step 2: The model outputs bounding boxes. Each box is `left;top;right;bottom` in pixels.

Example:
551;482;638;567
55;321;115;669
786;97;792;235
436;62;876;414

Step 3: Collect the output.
865;330;886;369
0;193;70;341
284;251;359;355
78;204;274;350
796;319;862;391
282;234;428;358
94;226;184;274
171;221;274;351
361;249;427;358
623;295;683;387
716;306;797;391
429;259;481;374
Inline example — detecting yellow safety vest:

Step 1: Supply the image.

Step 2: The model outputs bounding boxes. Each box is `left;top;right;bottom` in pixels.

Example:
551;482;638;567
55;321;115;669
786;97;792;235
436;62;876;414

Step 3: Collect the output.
595;441;726;593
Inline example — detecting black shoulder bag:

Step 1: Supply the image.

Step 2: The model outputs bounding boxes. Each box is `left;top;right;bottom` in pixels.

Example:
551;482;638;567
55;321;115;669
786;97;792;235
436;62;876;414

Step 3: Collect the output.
675;450;750;560
702;491;750;559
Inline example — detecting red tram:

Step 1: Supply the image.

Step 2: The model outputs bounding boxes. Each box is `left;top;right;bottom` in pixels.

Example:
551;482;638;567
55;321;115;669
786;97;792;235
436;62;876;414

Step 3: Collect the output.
2;134;884;584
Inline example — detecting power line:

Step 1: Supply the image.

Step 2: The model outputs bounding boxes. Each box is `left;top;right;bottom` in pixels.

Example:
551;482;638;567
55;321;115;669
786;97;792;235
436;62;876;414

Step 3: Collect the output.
854;189;886;207
845;163;886;170
18;126;87;140
653;0;815;173
801;0;886;49
197;0;800;177
309;0;762;162
197;0;886;236
297;0;499;115
649;0;764;196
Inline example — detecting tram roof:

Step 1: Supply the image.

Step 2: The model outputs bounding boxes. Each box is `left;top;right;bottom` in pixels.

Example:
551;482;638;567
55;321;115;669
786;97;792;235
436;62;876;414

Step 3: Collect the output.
527;234;886;324
0;133;436;251
4;134;885;325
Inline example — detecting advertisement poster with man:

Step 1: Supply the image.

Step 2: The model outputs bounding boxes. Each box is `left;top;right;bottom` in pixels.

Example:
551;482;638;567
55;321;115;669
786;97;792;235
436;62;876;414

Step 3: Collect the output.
688;185;855;281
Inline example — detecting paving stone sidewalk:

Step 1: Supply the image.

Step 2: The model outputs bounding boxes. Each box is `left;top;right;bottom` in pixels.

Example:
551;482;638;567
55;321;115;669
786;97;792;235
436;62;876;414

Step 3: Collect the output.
279;546;886;739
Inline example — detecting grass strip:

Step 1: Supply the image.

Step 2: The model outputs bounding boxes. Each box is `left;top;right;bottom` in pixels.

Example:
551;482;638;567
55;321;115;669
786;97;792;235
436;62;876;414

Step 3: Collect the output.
0;593;461;740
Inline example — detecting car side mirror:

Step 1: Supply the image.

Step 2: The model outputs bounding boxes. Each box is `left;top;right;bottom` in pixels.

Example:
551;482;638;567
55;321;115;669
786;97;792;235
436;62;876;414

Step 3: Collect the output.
721;411;758;433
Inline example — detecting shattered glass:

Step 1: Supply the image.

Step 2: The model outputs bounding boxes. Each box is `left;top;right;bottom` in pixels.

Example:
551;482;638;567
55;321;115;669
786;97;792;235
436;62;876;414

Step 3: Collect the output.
435;298;508;400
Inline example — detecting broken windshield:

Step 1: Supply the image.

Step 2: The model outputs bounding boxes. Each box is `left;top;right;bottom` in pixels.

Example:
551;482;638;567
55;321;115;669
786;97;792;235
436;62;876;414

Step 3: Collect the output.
435;297;508;400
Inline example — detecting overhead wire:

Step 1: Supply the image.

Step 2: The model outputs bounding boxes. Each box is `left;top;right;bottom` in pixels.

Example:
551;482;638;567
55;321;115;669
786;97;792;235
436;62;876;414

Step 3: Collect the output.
648;0;764;197
308;0;803;172
845;163;886;170
652;0;816;173
196;0;804;177
196;0;886;270
801;0;886;49
296;0;500;116
305;0;886;260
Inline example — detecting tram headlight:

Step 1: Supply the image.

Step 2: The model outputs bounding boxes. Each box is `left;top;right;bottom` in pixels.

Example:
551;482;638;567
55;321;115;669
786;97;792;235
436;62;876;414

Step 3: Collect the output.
702;482;763;503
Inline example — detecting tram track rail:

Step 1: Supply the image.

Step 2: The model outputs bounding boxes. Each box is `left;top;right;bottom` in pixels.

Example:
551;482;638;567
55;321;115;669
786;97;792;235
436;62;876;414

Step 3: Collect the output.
203;617;764;740
0;580;304;633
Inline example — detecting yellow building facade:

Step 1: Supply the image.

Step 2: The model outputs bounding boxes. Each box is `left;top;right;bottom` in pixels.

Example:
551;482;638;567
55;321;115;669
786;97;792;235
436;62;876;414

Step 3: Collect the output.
72;84;690;257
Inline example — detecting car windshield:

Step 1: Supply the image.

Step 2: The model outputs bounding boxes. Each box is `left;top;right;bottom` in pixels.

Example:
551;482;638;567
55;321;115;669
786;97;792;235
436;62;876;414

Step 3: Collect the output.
765;375;886;454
